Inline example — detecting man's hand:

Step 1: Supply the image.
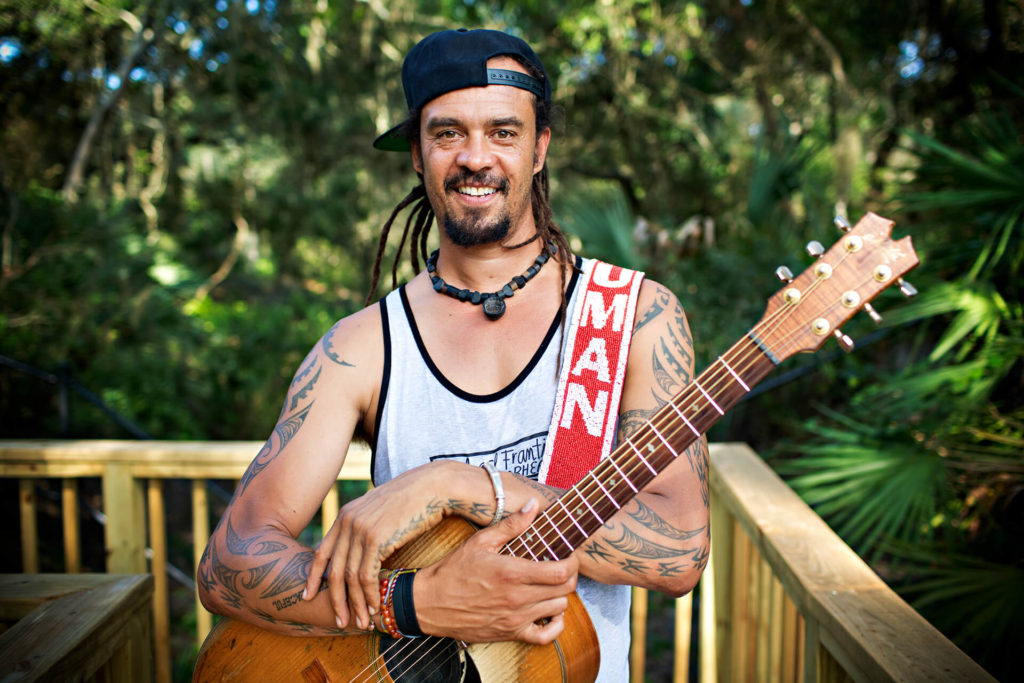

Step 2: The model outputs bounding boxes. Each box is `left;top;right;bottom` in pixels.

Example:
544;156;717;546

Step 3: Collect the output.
303;463;450;630
414;498;579;644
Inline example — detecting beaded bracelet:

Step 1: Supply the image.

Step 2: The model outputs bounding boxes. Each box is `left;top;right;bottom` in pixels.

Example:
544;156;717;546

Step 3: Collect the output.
392;569;423;637
378;568;418;639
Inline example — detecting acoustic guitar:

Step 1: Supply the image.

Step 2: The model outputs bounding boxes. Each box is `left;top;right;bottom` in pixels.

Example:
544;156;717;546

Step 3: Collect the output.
193;212;919;682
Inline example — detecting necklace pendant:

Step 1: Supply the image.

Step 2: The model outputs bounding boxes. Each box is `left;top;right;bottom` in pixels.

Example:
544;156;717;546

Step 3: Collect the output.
482;296;506;320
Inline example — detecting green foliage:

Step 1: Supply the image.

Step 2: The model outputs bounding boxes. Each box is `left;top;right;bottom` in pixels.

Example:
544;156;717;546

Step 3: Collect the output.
3;0;1023;678
774;110;1024;678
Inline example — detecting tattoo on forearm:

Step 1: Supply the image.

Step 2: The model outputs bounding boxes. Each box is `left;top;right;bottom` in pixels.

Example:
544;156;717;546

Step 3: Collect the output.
686;440;710;507
259;550;313;599
209;544;243;609
583;540;614;563
272;587;305;611
243;559;280;590
692;543;710;570
657;561;685;577
225;516;288;556
607;524;698;560
628;499;705;542
238;402;313;494
619;557;645;575
322;321;355;367
510;473;560;504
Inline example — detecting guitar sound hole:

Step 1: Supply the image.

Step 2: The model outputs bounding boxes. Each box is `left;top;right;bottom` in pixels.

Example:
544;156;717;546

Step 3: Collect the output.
377;635;478;682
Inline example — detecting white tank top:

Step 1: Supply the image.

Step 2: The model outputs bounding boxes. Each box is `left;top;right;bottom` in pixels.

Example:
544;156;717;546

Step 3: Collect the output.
372;258;630;682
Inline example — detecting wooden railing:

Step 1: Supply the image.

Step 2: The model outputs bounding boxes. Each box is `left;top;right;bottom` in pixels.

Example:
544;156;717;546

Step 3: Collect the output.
0;440;993;682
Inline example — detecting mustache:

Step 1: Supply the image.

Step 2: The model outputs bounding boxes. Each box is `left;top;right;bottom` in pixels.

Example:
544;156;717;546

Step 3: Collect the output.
443;171;509;194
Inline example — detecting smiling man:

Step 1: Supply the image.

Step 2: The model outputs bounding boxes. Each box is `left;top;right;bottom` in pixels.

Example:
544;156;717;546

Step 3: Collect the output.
198;28;709;682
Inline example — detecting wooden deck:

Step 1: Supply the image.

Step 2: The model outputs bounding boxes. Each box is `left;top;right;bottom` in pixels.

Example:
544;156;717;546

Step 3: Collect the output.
0;440;995;682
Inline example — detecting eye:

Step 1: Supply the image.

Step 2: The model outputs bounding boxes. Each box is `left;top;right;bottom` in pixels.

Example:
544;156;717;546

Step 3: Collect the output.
493;129;516;140
437;130;459;139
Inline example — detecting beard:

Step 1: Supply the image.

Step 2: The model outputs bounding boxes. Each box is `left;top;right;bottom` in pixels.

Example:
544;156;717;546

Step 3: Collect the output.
444;212;512;247
440;170;518;247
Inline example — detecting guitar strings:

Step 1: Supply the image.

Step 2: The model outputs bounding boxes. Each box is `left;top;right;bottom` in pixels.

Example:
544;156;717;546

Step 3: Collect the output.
352;246;874;681
516;253;858;560
505;247;865;562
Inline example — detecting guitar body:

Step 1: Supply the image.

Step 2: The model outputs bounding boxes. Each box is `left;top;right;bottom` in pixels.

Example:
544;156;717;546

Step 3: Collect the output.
193;517;600;682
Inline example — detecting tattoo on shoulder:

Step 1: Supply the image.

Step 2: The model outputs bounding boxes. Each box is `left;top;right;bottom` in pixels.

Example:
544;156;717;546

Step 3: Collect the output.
633;286;670;334
322;321;355;367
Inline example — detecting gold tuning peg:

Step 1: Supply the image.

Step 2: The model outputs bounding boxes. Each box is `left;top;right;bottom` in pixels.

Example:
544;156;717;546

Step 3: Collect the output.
775;266;794;283
834;215;852;232
863;302;883;324
898;278;918;297
833;329;854;352
806;241;825;258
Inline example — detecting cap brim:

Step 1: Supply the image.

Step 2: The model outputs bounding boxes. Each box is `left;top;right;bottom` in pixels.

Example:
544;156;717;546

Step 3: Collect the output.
373;124;411;152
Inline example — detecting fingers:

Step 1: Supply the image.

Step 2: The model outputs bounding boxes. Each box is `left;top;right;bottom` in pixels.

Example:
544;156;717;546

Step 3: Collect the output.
304;522;340;605
518;612;566;645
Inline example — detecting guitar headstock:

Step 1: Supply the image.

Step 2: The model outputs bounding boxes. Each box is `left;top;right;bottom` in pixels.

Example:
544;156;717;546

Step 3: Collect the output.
755;212;919;363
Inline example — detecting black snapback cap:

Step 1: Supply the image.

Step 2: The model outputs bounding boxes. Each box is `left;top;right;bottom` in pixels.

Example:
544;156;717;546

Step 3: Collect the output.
373;28;551;152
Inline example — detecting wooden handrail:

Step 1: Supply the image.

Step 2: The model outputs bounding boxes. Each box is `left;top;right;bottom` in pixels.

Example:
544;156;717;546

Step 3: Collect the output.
1;440;993;682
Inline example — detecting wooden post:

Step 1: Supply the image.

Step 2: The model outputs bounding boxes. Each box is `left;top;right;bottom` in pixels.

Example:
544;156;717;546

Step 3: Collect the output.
630;586;648;682
673;591;693;683
192;478;213;645
19;478;39;573
769;574;784;682
781;586;799;682
321;481;339;534
756;555;772;681
803;614;819;683
62;478;81;572
730;520;751;683
708;493;732;683
698;551;717;683
148;479;171;683
102;463;146;573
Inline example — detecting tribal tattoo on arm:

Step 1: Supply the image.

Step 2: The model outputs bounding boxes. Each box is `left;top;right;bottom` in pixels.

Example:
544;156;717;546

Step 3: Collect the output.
578;284;709;581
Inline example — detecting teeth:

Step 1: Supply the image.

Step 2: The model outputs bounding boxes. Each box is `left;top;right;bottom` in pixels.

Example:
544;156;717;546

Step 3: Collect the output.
457;186;496;197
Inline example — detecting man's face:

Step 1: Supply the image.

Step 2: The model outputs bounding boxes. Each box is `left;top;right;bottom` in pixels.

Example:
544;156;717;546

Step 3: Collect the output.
412;57;550;247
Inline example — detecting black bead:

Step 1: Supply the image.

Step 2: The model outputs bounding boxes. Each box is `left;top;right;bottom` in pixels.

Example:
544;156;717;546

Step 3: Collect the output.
483;296;506;319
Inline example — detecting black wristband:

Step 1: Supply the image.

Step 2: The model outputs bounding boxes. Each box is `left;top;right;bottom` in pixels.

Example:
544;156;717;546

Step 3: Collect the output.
392;570;423;637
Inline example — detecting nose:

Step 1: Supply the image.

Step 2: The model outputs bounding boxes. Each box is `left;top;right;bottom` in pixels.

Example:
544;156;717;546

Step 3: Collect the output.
455;132;495;173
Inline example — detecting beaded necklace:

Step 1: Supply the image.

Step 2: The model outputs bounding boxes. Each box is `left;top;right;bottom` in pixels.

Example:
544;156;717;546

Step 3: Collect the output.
426;242;555;320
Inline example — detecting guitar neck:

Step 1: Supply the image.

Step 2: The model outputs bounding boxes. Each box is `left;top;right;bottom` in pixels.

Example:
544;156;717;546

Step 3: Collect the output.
502;331;778;562
500;212;919;562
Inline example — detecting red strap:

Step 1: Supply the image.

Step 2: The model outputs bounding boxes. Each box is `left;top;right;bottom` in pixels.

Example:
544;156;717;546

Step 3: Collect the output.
539;260;644;489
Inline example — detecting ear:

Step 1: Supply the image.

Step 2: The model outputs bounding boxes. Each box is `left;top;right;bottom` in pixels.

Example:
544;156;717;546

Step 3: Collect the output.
533;127;551;174
411;143;423;174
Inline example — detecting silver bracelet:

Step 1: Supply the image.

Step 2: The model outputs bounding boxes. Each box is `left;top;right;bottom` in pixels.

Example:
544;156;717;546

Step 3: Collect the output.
480;462;505;527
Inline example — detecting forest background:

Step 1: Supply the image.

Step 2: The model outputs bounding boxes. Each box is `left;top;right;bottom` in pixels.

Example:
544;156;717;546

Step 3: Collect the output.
1;0;1021;680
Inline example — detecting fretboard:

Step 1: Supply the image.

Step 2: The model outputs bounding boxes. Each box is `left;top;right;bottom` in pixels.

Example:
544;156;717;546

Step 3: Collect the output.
501;332;778;561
